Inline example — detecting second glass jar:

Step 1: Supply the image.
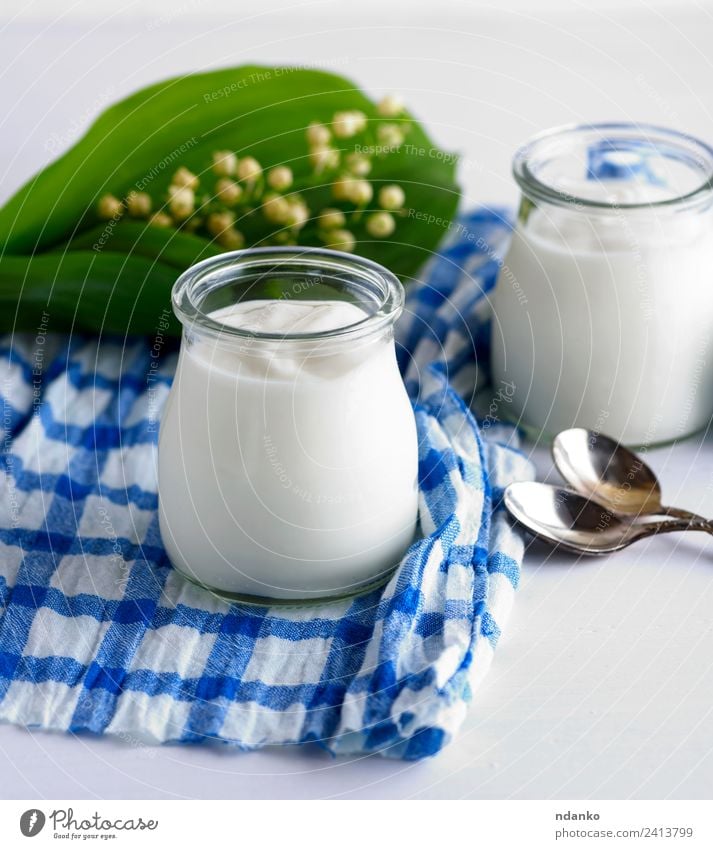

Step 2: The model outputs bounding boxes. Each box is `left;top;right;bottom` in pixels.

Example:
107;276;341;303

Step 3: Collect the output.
491;122;713;446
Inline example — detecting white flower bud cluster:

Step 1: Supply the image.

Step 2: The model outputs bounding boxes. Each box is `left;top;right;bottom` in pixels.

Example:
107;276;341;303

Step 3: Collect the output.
307;96;409;250
307;121;339;175
96;92;411;255
96;153;264;249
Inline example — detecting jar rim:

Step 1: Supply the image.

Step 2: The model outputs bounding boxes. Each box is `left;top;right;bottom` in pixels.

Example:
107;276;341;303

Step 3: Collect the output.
171;246;404;342
513;122;713;211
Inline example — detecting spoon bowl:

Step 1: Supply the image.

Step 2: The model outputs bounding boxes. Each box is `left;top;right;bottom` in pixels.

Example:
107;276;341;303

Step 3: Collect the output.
552;428;662;516
504;481;713;555
505;482;637;554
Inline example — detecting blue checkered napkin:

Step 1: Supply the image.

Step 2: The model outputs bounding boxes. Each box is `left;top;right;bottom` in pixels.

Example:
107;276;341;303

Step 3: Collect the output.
0;209;533;760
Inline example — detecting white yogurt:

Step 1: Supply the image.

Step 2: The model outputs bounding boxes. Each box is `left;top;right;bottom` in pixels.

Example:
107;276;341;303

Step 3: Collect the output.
158;299;419;601
491;179;713;445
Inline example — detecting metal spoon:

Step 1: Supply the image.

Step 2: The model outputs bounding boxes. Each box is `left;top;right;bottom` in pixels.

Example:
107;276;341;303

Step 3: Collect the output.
504;481;713;555
552;427;711;526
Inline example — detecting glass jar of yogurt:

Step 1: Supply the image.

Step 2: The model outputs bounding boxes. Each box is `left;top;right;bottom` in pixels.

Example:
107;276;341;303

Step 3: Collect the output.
491;123;713;446
158;248;419;603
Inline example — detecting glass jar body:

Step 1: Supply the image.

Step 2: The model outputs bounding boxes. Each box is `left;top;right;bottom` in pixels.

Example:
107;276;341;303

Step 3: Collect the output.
157;249;419;603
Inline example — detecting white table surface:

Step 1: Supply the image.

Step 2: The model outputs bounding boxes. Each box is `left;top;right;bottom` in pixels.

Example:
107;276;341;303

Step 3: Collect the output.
1;0;712;800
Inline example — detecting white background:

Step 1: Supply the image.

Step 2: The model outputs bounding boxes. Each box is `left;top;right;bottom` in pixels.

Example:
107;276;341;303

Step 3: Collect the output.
0;0;712;800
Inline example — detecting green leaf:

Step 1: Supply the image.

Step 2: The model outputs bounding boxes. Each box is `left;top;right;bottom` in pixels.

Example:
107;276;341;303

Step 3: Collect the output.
0;252;179;336
66;220;221;269
0;66;460;335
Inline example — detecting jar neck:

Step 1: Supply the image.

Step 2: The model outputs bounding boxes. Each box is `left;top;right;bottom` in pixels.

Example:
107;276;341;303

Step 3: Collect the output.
172;247;404;351
514;123;713;215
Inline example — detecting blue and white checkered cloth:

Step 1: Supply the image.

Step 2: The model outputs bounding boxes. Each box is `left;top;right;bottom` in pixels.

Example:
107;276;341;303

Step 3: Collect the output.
0;208;533;760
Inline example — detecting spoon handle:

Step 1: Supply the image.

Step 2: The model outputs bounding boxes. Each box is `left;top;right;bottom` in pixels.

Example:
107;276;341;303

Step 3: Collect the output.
660;505;713;531
627;516;713;542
